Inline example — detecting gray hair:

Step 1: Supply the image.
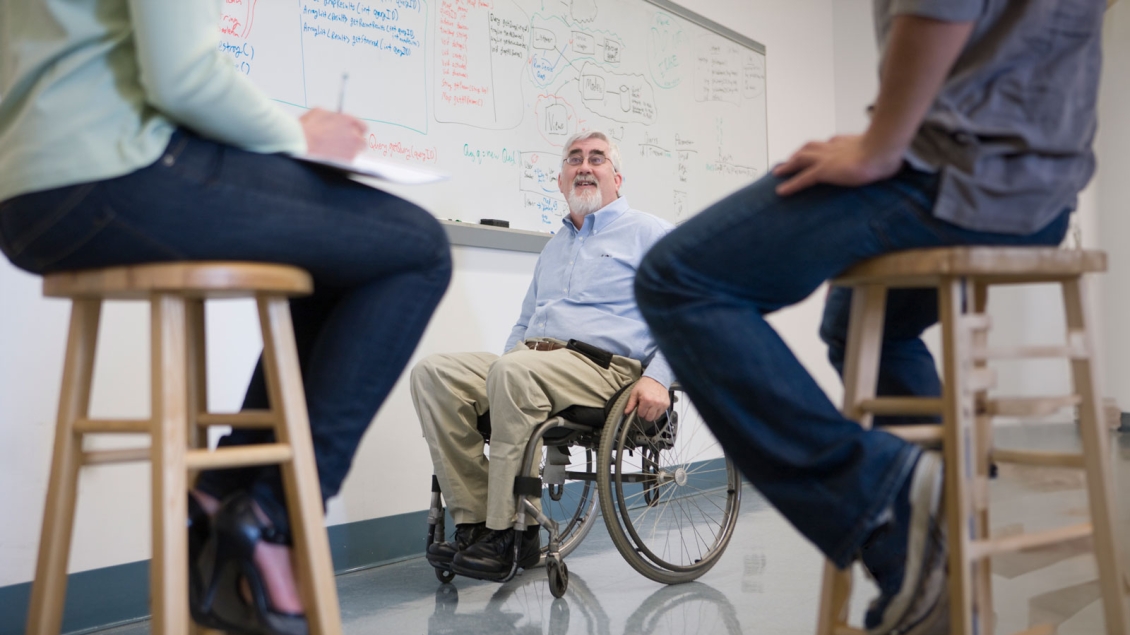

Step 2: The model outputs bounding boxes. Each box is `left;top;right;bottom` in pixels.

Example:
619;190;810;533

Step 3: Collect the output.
561;131;622;173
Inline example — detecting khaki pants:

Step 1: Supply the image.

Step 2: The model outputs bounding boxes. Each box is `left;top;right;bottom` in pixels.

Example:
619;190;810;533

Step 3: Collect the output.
411;339;641;530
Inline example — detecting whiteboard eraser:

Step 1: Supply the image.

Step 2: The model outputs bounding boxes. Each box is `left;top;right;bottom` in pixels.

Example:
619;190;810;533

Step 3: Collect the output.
480;219;510;227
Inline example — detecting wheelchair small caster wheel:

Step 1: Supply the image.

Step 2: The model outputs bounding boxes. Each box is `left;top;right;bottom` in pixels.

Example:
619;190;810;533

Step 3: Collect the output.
435;567;455;584
546;556;569;598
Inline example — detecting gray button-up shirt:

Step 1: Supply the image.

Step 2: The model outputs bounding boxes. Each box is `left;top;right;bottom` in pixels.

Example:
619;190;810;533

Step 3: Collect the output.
874;0;1103;234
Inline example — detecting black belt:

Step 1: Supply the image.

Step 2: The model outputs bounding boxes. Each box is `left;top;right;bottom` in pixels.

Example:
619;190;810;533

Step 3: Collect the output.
526;339;613;369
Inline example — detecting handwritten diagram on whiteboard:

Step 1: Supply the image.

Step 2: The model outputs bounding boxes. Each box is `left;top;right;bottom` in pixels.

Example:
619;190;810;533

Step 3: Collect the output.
218;0;768;232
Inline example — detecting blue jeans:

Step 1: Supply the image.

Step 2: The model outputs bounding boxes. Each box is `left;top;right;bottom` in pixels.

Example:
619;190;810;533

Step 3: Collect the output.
0;130;453;535
634;166;1068;567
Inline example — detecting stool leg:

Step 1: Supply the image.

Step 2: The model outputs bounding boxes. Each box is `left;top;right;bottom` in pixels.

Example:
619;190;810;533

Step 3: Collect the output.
1062;279;1130;635
186;299;208;455
969;284;995;635
258;296;342;635
816;284;888;635
150;295;190;635
185;300;208;635
939;278;976;635
26;300;101;635
816;563;854;635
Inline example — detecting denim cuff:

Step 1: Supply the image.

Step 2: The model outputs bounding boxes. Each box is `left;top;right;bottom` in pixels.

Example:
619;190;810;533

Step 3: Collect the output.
826;441;921;568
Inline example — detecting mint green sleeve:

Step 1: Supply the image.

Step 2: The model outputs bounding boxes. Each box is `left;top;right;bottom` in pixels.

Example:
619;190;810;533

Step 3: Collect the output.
126;0;307;155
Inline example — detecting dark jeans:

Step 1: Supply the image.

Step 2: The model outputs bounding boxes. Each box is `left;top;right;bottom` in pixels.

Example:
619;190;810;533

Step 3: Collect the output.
634;166;1068;567
0;130;453;535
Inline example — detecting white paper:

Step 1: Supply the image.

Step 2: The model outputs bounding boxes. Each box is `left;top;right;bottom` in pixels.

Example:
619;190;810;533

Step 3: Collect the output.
292;153;449;185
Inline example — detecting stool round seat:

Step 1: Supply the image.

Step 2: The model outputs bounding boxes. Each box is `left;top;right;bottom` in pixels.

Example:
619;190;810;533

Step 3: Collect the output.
43;262;313;300
834;246;1106;287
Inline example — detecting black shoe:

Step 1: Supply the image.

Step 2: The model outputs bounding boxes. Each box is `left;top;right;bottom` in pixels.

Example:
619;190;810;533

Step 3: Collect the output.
427;522;488;571
450;526;540;581
200;493;308;635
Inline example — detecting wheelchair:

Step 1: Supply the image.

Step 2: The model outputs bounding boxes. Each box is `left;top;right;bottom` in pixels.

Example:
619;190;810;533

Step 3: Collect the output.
425;380;743;597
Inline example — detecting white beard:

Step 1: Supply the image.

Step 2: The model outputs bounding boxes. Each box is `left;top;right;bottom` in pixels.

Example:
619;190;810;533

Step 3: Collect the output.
566;181;604;217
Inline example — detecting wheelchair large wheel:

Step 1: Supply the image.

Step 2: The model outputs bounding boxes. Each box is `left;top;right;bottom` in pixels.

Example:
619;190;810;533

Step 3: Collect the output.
597;387;741;584
538;444;600;565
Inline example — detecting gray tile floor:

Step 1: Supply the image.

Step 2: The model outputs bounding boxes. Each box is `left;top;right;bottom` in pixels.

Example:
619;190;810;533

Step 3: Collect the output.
97;424;1130;635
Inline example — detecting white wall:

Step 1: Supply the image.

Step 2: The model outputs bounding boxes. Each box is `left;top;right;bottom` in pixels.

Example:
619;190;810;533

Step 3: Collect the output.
0;0;853;587
1098;2;1130;412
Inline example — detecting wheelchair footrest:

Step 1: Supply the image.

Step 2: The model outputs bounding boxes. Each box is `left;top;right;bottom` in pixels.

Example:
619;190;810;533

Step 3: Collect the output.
514;476;543;497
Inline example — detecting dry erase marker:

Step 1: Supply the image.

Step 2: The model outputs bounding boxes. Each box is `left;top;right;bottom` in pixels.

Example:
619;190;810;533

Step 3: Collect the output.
337;73;349;112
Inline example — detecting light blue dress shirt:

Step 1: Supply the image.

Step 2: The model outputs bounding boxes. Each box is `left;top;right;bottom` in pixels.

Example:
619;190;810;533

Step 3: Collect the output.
504;197;675;387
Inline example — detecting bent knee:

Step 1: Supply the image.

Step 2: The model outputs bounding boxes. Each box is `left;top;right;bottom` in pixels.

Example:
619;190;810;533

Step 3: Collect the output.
410;353;463;399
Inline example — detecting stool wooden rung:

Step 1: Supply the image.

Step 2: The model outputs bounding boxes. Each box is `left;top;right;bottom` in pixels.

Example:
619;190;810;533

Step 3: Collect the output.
73;418;152;433
185;445;294;470
83;448;151;465
197;410;277;428
858;397;943;416
967;522;1092;560
989;448;1085;469
879;424;944;444
79;444;297;470
972;342;1088;361
981;395;1081;417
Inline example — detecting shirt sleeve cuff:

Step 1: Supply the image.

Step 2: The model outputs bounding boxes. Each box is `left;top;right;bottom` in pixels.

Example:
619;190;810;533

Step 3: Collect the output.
642;357;675;389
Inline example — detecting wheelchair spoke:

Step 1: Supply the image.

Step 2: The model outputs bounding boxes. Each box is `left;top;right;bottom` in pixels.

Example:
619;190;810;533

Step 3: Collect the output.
678;484;729;516
675;496;709;559
682;490;724;534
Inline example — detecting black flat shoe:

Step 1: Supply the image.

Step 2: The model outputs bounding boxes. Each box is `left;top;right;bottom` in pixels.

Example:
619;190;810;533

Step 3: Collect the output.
427;522;488;571
201;493;308;635
450;526;540;581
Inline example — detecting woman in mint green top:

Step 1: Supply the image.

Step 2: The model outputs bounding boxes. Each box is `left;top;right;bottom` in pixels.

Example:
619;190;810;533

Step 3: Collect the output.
0;2;452;633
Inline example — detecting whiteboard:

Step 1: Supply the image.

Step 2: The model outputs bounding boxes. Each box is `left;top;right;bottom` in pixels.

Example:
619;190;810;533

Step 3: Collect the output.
218;0;768;233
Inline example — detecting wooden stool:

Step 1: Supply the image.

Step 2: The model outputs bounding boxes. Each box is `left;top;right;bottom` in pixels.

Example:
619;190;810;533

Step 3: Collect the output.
814;247;1130;635
25;263;341;635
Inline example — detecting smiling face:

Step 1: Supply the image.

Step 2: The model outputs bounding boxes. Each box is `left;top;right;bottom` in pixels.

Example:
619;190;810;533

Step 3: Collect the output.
558;137;623;224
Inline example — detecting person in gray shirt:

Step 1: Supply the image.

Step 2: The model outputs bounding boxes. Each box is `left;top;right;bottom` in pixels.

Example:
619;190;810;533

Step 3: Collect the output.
634;2;1105;634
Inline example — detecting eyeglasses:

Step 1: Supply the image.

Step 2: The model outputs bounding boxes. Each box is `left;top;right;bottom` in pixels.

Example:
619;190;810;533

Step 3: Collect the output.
563;154;609;167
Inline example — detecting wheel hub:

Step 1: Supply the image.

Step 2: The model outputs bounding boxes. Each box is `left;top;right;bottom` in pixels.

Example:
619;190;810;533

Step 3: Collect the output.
674;467;688;486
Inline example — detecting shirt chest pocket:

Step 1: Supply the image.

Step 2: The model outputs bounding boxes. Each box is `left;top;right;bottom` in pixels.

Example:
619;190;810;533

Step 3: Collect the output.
575;254;637;303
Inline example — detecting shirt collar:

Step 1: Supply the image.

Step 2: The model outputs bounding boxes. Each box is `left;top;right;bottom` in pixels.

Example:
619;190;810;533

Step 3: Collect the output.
560;197;630;235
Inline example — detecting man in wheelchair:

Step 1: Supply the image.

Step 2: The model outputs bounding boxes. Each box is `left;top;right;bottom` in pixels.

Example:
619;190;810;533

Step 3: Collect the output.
410;131;675;581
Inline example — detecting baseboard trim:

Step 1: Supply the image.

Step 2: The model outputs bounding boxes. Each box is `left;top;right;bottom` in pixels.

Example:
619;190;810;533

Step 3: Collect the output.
0;508;430;635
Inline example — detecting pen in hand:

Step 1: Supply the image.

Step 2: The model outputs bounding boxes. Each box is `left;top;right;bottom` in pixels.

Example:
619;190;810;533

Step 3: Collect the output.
337;72;349;113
